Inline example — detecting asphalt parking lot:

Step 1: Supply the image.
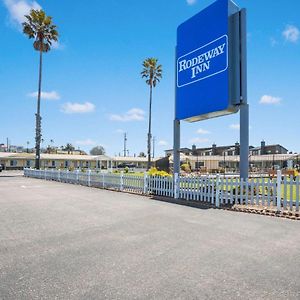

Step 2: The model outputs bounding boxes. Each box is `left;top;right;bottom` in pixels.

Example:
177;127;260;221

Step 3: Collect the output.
0;173;300;299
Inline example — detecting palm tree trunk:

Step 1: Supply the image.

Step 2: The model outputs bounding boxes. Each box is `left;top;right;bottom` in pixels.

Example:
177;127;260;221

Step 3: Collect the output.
147;85;153;170
35;49;43;169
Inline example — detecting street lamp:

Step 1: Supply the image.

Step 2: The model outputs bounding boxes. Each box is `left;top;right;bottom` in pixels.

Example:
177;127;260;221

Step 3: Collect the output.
272;150;279;170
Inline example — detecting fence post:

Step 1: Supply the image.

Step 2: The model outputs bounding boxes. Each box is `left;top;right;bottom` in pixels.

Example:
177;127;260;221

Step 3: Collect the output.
120;171;124;191
58;169;61;182
102;173;105;188
44;169;47;180
143;172;148;194
76;169;80;184
174;173;179;199
216;174;220;208
276;170;282;212
88;169;91;187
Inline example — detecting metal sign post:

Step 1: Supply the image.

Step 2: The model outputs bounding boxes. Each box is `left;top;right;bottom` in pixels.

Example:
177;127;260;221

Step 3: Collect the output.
239;8;248;179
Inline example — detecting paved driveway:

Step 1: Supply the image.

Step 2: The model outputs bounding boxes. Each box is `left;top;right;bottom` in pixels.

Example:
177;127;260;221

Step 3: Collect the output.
0;174;299;299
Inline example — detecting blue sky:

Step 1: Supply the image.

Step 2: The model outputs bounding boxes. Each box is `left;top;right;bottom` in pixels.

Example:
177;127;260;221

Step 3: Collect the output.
0;0;299;156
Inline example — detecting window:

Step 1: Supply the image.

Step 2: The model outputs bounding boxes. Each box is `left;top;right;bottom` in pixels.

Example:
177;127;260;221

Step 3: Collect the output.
65;161;69;168
52;161;56;167
10;160;17;167
195;162;204;169
26;160;31;167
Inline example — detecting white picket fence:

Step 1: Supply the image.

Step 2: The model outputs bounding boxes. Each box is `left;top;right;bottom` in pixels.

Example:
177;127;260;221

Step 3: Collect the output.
24;168;300;212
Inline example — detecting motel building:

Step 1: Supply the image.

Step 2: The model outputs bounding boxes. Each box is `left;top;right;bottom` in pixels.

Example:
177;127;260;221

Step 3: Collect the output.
0;141;299;173
0;153;160;171
0;153;113;170
165;141;300;173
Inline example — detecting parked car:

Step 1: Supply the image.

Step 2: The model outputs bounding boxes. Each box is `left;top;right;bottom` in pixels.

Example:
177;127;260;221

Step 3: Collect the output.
117;163;136;168
0;164;3;172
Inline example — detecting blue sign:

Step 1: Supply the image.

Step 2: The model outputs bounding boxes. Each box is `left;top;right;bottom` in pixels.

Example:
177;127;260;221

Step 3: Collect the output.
176;0;240;122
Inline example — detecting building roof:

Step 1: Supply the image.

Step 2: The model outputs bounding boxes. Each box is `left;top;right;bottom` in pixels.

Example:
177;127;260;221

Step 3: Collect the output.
0;152;112;161
250;144;289;152
113;156;162;162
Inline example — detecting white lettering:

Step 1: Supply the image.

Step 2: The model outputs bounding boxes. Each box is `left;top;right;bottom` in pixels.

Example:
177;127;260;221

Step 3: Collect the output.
179;60;187;72
178;39;226;81
191;61;210;78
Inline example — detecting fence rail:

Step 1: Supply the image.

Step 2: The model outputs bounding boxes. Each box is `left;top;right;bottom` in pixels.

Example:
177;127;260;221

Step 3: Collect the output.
24;168;300;212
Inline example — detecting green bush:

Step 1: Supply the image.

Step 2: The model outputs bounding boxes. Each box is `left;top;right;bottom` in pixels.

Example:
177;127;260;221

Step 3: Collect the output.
181;163;191;173
148;167;171;177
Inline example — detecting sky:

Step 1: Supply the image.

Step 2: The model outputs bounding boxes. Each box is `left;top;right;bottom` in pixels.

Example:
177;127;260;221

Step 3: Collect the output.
0;0;300;156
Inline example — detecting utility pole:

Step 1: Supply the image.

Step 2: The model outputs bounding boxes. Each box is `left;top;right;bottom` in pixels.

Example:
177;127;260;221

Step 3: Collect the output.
6;137;9;152
152;136;156;158
123;133;127;157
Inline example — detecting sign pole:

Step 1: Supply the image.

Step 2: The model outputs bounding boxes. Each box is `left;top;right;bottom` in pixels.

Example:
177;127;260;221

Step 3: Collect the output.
173;119;180;176
240;103;249;179
239;8;248;179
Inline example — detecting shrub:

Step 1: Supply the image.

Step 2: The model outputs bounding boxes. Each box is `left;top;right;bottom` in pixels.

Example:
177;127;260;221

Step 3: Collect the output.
148;167;171;177
181;163;191;173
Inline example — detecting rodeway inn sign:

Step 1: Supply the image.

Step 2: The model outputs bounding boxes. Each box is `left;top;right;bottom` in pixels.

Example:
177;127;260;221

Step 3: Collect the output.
173;0;249;179
175;0;244;122
177;35;228;87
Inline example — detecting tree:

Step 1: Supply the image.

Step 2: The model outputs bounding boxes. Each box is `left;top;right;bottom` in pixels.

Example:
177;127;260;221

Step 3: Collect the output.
141;58;162;170
90;146;106;155
138;152;146;157
23;9;58;169
64;143;75;154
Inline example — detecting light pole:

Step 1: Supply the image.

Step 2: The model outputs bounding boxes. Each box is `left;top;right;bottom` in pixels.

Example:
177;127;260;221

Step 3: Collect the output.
152;136;155;158
123;133;127;157
26;141;30;153
223;151;226;174
273;150;279;170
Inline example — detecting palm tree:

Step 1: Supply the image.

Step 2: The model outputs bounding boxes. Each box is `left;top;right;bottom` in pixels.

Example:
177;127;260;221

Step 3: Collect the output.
50;139;54;153
141;58;162;170
23;9;58;169
65;143;75;154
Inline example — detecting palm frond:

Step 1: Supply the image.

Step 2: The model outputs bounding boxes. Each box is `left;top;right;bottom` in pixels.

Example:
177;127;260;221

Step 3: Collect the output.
22;9;58;52
141;57;163;88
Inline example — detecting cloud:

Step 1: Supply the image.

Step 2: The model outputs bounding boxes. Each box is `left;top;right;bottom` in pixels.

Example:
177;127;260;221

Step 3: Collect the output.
229;124;240;130
3;0;41;25
282;25;299;43
189;137;209;144
3;1;63;50
259;95;281;105
186;0;197;5
51;40;64;51
115;129;125;134
61;102;95;114
75;139;96;146
270;37;278;47
109;108;145;122
158;140;168;146
28;91;60;100
197;128;211;135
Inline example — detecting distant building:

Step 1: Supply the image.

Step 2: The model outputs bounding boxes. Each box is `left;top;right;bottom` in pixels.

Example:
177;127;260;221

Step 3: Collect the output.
0;153;161;170
249;140;288;156
165;147;192;157
163;141;295;173
165;140;288;158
